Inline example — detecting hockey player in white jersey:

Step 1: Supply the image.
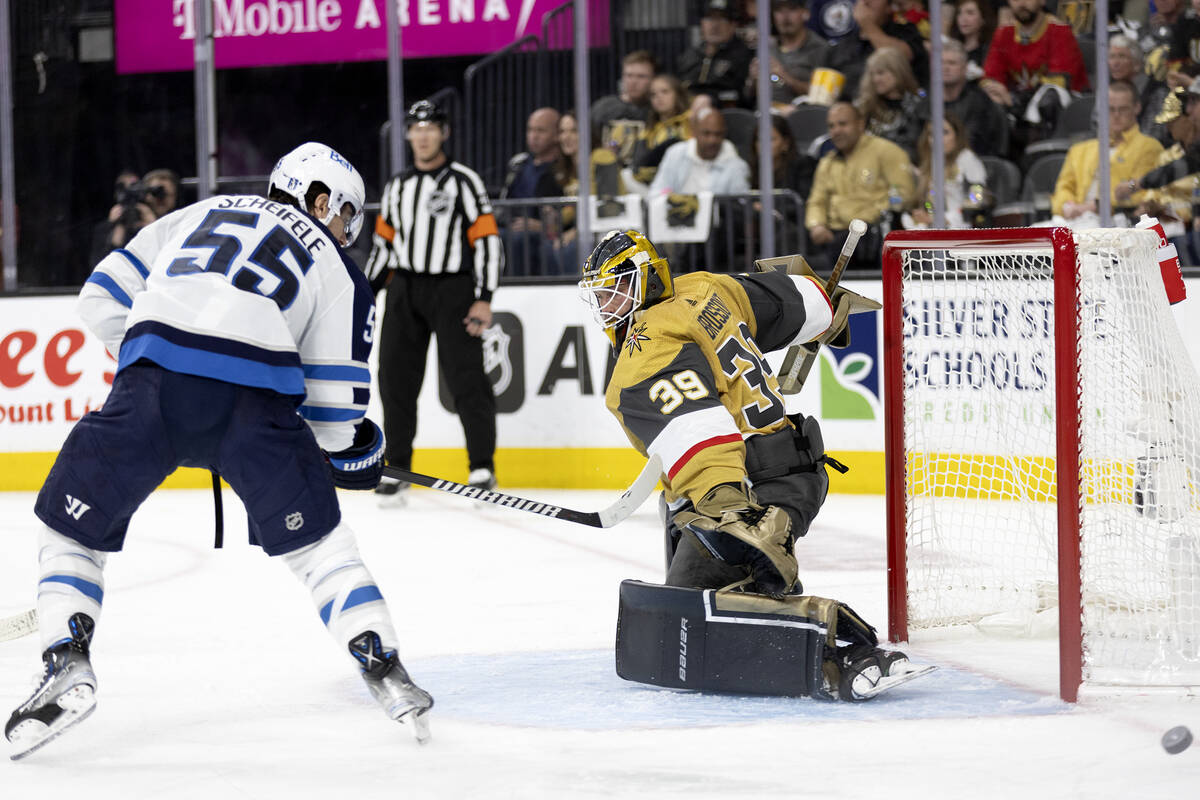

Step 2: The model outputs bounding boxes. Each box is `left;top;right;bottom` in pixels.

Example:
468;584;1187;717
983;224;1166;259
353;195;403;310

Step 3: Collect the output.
5;143;433;760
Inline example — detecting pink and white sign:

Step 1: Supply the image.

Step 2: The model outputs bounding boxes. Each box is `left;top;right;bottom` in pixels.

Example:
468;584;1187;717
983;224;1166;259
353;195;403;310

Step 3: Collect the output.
116;0;607;74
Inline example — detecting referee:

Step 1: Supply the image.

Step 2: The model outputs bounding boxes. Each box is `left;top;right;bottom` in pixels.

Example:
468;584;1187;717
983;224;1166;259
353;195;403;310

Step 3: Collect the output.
367;99;504;505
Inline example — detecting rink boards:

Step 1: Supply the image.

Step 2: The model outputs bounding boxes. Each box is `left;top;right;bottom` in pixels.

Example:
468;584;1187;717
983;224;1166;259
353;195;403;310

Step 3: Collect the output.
3;280;1200;492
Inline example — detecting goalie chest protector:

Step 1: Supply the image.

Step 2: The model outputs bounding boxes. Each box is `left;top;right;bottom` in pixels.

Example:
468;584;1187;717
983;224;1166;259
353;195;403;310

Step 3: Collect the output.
615;580;828;696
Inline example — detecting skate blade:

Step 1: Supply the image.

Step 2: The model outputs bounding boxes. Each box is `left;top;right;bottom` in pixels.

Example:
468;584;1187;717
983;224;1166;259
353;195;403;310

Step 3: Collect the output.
408;709;431;744
390;704;431;744
9;685;96;761
857;664;937;700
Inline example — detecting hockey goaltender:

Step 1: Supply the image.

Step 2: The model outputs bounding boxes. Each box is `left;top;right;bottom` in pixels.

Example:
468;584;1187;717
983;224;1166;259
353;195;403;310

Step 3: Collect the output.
578;228;934;701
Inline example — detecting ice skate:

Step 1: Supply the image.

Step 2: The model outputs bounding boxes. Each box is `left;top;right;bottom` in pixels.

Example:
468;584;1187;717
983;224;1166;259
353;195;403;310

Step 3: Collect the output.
468;468;497;509
349;631;433;743
468;468;496;492
6;613;98;760
375;476;410;508
835;645;936;701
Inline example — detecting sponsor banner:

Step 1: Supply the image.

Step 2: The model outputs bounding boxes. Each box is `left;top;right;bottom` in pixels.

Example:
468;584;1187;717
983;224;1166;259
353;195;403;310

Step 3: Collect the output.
7;279;1200;486
0;297;116;453
116;0;609;74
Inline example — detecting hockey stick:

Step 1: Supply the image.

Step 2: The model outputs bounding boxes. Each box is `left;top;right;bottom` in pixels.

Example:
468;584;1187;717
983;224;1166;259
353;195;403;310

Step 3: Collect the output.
0;609;38;643
382;454;663;529
778;218;868;395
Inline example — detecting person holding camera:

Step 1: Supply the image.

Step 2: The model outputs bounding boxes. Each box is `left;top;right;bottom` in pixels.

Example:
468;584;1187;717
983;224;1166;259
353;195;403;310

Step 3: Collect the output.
89;168;181;266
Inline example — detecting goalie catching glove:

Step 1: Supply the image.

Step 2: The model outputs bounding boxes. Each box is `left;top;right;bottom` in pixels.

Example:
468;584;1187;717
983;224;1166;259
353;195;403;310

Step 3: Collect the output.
672;483;798;595
753;252;881;349
325;420;385;490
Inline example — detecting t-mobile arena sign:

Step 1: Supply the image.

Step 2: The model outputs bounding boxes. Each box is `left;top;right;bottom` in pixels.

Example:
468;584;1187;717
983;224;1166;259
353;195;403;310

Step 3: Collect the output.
116;0;606;74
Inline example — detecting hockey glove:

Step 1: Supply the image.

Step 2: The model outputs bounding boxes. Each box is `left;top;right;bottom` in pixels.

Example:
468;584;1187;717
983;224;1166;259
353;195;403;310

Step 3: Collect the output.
325;420;385;491
673;483;798;595
821;286;882;349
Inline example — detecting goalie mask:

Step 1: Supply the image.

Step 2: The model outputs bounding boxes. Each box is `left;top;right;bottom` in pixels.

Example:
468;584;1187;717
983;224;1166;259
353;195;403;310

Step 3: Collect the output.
268;142;366;246
579;229;673;348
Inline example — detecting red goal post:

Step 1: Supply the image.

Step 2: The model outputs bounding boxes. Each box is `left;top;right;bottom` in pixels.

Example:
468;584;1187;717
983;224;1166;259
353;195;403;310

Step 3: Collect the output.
881;227;1200;702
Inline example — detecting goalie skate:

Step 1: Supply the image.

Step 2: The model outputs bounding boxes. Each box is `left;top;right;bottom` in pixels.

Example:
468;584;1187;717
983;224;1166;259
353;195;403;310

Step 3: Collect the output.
836;646;937;701
349;631;433;744
6;613;97;760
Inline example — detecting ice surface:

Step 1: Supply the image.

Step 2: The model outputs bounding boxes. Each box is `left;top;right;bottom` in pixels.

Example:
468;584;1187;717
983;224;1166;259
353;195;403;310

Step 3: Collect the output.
2;487;1199;798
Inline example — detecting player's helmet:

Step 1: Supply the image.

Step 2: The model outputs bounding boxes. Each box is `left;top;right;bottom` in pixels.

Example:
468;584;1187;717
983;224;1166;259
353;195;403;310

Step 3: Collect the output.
268;142;366;246
405;99;448;128
579;229;673;348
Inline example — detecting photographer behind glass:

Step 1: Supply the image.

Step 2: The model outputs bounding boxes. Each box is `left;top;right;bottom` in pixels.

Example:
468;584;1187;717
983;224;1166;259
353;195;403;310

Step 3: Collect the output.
89;168;180;265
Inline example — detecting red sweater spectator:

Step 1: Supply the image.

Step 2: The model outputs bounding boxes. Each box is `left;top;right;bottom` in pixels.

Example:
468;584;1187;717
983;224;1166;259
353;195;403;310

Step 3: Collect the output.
982;5;1089;103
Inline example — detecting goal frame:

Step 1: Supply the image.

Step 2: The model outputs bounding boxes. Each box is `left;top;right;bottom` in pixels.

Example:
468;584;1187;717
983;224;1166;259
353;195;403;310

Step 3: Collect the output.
881;227;1084;702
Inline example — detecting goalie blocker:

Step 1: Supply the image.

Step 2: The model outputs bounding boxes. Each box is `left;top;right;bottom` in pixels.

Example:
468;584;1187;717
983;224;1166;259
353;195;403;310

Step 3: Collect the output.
615;580;918;700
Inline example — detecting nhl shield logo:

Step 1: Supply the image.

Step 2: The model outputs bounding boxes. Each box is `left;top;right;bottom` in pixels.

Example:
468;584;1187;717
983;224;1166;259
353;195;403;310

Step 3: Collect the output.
425;189;452;217
482;323;513;396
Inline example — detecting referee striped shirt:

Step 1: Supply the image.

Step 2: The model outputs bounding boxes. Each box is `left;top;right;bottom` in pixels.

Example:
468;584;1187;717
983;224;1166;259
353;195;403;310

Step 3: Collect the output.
365;160;504;300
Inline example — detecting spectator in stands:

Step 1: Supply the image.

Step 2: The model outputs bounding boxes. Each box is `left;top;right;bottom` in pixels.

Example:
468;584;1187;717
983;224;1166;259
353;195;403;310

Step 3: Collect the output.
1144;0;1200;91
1120;83;1200;230
677;0;754;107
1108;35;1170;145
753;113;817;200
895;0;932;38
592;51;657;167
1050;81;1164;222
631;75;694;186
904;114;988;229
89;168;180;266
856;46;928;161
826;0;929;101
551;111;627;273
746;0;830;108
649;107;751;196
980;0;1090;152
942;39;1008;157
949;0;997;79
806;101;915;270
500;107;563;276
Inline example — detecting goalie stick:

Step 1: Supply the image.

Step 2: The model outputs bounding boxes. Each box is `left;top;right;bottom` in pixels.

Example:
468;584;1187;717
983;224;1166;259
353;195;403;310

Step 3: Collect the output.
778;218;868;395
382;455;663;529
0;609;37;643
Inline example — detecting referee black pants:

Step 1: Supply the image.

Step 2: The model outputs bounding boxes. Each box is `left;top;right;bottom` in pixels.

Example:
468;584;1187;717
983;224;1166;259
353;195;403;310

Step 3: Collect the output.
378;271;496;473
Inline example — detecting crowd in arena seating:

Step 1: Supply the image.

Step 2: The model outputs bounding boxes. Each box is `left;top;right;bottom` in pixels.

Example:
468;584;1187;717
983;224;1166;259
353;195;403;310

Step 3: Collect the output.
489;0;1200;276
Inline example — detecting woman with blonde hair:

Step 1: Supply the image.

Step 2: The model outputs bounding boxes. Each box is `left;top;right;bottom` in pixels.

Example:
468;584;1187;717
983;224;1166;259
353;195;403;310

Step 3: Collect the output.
856;47;927;161
904;113;988;229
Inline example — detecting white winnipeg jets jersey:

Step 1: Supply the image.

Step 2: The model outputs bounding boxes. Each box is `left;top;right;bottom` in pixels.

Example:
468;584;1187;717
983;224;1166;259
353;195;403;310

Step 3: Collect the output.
77;195;376;452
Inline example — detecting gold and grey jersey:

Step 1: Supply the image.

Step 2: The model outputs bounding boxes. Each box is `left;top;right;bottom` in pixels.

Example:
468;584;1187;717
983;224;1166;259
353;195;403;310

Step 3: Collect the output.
605;270;831;505
365;161;503;300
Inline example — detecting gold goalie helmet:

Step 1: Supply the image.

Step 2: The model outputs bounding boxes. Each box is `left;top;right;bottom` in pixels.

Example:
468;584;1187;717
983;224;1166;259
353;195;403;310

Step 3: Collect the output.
579;229;674;348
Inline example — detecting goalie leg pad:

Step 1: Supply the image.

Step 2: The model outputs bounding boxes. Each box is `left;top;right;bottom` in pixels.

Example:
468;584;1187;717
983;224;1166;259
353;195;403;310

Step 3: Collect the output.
624;578;888;695
664;529;754;590
616;580;825;695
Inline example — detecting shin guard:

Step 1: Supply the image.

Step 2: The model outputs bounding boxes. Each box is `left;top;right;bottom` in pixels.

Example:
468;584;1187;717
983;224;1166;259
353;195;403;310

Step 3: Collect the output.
280;522;400;666
36;525;107;652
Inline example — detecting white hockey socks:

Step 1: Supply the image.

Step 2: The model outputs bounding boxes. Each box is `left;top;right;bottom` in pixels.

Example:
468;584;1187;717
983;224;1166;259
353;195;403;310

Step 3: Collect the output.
36;525;107;652
280;522;400;667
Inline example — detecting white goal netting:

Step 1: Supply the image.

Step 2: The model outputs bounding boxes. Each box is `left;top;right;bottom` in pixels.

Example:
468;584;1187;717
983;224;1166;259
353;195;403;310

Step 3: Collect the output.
893;228;1200;690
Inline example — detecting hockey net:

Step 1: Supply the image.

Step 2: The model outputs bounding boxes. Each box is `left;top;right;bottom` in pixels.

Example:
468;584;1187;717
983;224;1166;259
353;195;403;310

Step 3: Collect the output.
882;227;1200;701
